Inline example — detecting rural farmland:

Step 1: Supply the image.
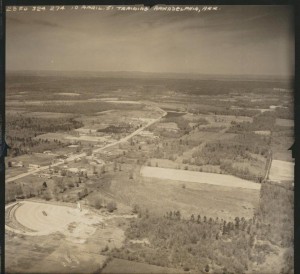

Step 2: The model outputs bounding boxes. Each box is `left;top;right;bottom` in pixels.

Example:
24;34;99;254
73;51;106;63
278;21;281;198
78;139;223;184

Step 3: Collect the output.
5;5;294;274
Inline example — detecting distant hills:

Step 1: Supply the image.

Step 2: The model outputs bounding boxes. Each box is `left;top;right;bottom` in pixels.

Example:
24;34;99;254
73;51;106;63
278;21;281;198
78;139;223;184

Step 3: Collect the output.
6;70;293;82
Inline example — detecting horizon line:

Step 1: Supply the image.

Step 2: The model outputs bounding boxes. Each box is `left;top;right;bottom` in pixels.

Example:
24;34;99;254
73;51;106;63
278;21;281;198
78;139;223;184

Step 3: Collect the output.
6;69;294;81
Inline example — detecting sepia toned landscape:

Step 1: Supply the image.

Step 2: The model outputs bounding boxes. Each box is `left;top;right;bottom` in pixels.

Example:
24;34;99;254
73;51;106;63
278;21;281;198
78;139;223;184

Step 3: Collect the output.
5;5;294;274
5;71;294;274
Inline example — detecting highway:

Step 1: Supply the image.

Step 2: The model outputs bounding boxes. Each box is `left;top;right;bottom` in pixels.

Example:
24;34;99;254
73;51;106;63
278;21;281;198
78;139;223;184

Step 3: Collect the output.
6;106;166;183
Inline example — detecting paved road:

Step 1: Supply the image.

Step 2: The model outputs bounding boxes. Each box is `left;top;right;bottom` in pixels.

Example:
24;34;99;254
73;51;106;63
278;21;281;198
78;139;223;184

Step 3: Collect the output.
6;106;167;183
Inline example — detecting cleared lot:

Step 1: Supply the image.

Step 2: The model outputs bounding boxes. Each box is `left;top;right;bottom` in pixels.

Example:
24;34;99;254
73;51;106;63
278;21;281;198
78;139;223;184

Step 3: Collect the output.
140;166;260;190
269;160;294;183
6;201;103;237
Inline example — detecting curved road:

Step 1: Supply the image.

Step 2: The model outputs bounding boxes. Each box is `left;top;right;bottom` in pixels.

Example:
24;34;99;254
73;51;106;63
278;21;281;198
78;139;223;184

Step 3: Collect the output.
6;105;167;183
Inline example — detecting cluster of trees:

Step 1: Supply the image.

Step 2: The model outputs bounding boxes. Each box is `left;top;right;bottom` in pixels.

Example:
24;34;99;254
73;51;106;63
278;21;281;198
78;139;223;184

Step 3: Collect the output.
6;181;47;203
97;123;134;134
7;114;83;133
53;176;82;192
41;176;90;202
88;194;117;212
147;139;196;162
5;173;91;204
6;114;82;156
147;131;269;182
163;116;192;135
6;182;28;203
164;211;255;239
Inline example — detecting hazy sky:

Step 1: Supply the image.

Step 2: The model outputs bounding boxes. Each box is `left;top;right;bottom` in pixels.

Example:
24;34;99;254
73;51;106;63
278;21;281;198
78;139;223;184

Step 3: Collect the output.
6;5;294;76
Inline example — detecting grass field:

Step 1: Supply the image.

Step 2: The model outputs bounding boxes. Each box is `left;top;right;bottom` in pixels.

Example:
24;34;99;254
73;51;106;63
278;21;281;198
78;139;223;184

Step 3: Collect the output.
149;158;221;173
140;166;261;190
109;170;260;220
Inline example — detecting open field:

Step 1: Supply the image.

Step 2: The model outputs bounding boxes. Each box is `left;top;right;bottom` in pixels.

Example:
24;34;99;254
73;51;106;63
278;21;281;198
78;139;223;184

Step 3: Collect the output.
109;170;259;220
36;132;113;143
269;160;294;183
140;166;261;190
5;167;28;179
5;200;130;273
275;118;294;127
271;134;294;162
6;200;103;236
7;153;54;169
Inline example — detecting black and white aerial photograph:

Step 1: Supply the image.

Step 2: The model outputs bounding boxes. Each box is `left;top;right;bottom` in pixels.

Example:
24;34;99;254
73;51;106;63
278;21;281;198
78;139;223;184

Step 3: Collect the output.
4;4;294;274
